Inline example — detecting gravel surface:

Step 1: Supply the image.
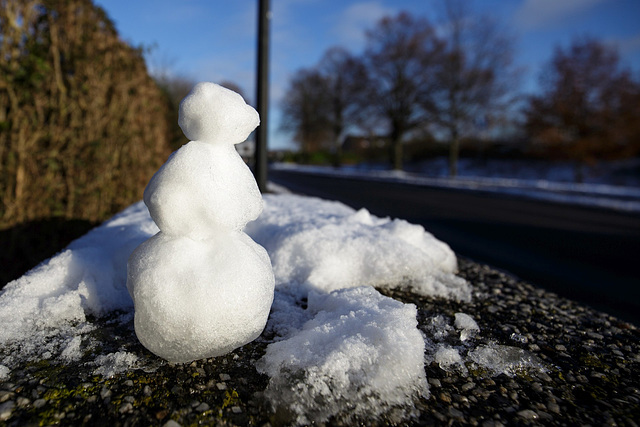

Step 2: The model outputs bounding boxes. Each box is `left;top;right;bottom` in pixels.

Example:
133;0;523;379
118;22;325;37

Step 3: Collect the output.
1;258;639;426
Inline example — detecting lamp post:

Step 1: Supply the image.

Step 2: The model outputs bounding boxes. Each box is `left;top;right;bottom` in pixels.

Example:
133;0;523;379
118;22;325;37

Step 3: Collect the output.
255;0;270;192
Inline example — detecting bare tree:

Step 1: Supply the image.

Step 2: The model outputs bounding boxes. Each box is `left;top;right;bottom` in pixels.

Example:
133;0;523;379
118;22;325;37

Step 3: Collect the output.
362;12;442;170
316;47;369;165
280;68;332;154
433;0;519;177
525;37;640;181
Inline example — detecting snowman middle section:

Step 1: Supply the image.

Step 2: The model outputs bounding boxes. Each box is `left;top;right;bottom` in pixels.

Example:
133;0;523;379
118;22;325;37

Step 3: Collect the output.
144;141;263;239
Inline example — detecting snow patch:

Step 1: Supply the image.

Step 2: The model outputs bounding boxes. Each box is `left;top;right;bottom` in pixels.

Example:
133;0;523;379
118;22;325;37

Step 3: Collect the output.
93;351;139;378
257;287;428;425
0;365;9;381
246;194;469;301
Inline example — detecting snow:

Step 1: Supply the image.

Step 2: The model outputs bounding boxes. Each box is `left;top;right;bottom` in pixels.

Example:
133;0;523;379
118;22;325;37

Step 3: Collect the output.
128;82;274;363
257;286;428;425
178;81;259;144
245;194;469;301
93;351;139;378
272;162;640;213
0;189;544;422
127;231;274;363
144;142;264;237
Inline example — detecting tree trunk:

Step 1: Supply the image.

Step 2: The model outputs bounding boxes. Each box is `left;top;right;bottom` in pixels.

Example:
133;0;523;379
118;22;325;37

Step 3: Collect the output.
332;139;342;168
392;138;403;171
390;125;403;171
449;129;460;177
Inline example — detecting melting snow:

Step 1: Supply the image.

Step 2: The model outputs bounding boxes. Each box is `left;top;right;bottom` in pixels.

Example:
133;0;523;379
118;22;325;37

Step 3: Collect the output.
0;192;543;423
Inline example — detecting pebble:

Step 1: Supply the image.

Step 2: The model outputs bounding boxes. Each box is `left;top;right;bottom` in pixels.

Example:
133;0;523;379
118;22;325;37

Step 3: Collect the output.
439;392;452;403
195;402;209;412
0;391;14;404
100;387;111;399
428;378;441;388
0;401;15;421
517;409;539;420
16;396;30;407
461;382;475;392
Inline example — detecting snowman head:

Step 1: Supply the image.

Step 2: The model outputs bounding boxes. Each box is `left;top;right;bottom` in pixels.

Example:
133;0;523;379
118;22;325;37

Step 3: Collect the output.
178;82;260;144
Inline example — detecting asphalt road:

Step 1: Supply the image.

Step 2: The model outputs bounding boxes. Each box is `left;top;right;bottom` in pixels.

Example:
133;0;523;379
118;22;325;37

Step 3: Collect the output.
269;168;640;325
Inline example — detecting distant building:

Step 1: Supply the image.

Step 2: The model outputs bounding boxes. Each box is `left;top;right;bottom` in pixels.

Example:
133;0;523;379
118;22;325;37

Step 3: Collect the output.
235;138;255;164
342;134;389;159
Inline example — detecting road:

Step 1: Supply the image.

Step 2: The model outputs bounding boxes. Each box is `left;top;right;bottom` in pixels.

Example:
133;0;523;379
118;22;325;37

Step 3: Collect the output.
269;168;640;325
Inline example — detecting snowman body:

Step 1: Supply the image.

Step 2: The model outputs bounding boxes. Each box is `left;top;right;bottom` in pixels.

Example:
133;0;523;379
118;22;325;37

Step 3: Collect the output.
143;142;263;238
126;83;275;363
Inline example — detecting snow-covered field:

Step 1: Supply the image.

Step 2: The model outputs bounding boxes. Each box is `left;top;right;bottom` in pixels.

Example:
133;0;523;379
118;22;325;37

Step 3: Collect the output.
273;161;640;213
0;192;545;423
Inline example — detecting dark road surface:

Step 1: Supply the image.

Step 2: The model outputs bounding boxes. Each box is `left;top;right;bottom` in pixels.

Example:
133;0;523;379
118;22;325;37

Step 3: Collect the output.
269;168;640;325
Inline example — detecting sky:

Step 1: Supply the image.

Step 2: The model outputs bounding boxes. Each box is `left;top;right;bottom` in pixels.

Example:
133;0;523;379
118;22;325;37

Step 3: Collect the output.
93;0;640;150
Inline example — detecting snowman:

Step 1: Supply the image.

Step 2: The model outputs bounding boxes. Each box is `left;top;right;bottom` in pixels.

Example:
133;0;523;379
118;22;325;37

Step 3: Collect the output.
126;82;275;364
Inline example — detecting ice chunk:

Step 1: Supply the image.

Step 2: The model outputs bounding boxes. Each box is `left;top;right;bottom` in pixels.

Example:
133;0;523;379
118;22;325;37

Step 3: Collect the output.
143;141;263;238
0;365;9;380
455;312;480;341
93;351;139;378
257;287;428;424
434;346;463;370
245;194;469;300
468;343;544;376
60;336;83;362
178;82;259;144
127;230;274;363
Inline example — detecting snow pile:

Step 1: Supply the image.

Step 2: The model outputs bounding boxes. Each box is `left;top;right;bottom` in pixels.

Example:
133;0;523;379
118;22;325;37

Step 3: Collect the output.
257;287;427;424
0;187;552;422
127;82;274;363
246;194;470;301
0;202;155;364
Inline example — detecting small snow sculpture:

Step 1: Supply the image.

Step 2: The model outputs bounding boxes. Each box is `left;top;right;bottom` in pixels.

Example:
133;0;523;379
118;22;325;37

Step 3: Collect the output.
126;82;275;363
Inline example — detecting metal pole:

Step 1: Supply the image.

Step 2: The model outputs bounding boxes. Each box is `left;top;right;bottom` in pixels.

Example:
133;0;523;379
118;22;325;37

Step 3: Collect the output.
255;0;270;193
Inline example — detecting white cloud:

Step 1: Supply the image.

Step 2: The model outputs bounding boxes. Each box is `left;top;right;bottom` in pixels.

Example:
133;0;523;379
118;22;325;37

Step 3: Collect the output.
514;0;609;31
332;1;395;50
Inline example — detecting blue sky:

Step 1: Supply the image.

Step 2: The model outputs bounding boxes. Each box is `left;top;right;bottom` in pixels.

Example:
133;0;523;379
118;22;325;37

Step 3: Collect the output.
93;0;640;150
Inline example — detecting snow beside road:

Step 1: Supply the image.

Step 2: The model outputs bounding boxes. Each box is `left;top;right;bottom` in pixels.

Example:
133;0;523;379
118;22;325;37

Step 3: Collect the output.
272;162;640;213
